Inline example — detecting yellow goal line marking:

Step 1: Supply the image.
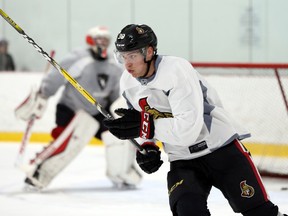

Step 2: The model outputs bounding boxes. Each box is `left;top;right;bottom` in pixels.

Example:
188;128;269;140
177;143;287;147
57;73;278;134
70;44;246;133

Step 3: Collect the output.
243;142;288;158
0;132;287;157
0;132;102;145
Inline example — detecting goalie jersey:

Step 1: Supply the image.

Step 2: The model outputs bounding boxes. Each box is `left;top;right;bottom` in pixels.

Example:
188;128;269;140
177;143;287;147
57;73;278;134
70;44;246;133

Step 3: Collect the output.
40;48;122;115
120;55;251;162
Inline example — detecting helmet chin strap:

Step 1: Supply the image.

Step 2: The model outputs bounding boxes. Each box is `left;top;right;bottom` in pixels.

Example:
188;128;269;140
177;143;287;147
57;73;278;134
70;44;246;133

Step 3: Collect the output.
140;58;152;78
140;49;157;78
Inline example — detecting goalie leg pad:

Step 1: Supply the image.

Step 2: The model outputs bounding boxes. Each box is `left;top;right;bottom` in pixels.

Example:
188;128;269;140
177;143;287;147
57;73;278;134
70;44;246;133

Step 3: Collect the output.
26;110;99;189
109;96;127;118
102;131;142;187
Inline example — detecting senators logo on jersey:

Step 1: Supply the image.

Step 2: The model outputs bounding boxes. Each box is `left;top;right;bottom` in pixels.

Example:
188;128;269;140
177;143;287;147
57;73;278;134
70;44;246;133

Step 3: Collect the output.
240;180;255;198
139;97;173;119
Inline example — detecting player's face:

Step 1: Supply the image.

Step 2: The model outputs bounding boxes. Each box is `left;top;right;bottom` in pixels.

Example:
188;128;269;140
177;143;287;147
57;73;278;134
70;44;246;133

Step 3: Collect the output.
117;47;154;78
94;37;110;49
122;51;146;77
91;37;110;58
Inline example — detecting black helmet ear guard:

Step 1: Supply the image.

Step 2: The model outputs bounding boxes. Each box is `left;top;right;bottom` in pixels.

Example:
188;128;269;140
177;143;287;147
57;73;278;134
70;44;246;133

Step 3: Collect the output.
115;24;157;54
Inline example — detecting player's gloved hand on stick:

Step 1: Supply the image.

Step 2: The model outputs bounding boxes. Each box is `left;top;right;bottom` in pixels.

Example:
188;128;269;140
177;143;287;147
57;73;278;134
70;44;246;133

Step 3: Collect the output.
103;108;154;140
136;142;163;174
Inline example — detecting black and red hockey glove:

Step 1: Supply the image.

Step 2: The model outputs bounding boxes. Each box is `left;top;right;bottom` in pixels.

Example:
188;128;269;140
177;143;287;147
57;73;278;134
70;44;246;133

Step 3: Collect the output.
136;142;163;174
103;108;154;140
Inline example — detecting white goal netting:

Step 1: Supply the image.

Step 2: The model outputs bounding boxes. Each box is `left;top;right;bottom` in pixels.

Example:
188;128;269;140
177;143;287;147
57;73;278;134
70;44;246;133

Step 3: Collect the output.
193;62;288;177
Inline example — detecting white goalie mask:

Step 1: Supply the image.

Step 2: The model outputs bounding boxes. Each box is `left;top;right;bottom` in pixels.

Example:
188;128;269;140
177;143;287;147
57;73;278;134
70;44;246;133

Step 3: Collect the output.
86;26;111;59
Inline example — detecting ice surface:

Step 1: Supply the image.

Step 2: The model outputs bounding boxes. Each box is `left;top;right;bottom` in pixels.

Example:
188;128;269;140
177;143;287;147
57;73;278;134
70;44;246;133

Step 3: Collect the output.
0;143;287;216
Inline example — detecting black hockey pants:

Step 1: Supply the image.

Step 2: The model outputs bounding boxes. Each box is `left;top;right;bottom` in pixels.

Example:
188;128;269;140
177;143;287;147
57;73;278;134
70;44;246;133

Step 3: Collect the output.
167;139;279;216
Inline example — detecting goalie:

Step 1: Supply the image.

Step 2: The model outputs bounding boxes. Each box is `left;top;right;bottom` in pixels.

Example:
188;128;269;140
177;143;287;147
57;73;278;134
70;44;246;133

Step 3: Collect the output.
14;26;142;190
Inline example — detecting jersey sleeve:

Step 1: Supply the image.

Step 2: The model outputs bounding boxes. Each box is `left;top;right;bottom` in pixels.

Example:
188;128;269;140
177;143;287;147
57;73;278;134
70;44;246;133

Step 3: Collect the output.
154;61;204;146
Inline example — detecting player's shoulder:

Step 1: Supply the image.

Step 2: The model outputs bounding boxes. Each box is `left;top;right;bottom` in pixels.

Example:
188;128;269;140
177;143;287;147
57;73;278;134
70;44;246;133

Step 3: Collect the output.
160;55;192;69
157;55;195;78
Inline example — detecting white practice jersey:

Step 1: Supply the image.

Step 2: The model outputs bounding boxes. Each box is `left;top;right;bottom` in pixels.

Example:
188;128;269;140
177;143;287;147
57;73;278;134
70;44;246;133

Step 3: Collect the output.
120;55;251;162
40;48;122;116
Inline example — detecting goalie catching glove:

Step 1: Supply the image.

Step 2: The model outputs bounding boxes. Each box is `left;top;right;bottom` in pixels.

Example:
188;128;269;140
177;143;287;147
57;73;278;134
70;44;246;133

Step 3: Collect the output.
103;108;154;140
136;142;163;174
15;86;47;121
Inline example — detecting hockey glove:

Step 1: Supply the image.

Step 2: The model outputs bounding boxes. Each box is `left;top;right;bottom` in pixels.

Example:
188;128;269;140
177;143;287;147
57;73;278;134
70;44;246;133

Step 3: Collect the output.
103;108;154;140
136;142;163;174
15;86;47;121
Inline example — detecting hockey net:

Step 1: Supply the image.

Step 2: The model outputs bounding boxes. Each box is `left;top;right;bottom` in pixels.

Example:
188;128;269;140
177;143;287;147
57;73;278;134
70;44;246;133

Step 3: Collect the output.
192;62;288;178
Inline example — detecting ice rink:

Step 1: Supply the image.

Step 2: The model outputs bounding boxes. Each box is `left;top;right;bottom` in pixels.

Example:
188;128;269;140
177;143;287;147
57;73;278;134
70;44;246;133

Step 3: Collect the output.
0;143;287;216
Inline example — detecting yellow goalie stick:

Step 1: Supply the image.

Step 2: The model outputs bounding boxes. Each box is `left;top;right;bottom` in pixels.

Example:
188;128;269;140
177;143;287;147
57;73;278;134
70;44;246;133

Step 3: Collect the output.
0;8;145;153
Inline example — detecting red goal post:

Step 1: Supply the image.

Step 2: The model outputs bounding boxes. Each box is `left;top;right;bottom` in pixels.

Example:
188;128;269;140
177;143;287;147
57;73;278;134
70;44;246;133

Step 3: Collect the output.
192;62;288;178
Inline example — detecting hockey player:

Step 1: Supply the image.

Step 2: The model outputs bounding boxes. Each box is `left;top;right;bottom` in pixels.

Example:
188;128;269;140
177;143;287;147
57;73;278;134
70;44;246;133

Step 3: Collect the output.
103;24;287;216
15;26;142;190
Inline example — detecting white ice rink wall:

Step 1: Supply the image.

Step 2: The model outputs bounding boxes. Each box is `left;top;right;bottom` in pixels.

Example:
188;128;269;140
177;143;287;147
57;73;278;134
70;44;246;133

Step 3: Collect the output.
0;72;287;147
0;0;288;71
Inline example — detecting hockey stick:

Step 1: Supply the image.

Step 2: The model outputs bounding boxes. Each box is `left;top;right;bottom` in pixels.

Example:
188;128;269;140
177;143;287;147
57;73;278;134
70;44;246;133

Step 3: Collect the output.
44;50;55;72
0;9;145;153
14;116;36;169
14;50;56;169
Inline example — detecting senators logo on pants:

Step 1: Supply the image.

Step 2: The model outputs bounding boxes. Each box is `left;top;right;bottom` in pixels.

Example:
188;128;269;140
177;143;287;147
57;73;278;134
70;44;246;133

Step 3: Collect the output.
240;180;255;198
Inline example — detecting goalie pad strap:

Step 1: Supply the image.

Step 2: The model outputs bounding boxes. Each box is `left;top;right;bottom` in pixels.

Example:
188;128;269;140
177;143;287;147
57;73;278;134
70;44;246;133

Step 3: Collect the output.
51;126;65;140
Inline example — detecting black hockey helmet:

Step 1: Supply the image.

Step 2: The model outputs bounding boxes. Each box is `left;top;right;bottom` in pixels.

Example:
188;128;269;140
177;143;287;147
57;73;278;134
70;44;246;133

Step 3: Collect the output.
115;24;157;53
